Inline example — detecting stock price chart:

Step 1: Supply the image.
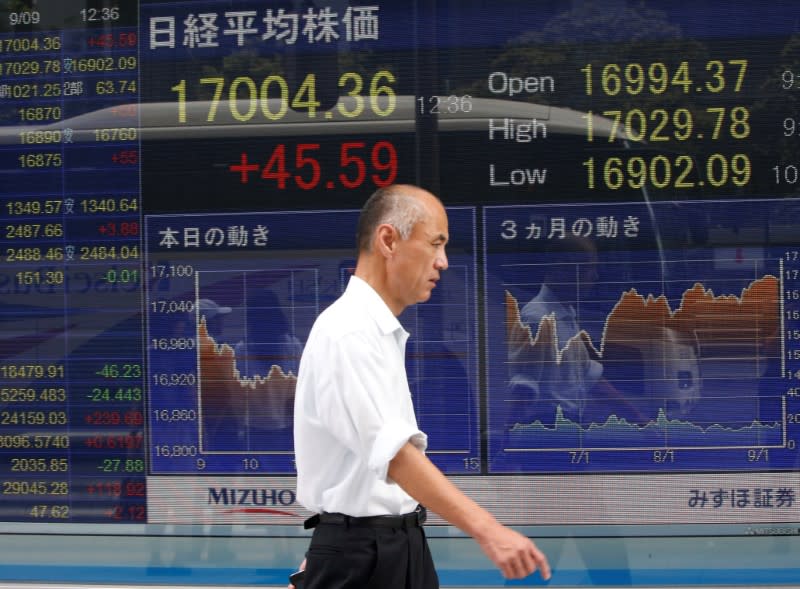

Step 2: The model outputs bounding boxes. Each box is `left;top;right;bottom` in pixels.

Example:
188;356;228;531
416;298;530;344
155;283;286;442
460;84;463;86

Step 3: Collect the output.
0;0;799;528
145;208;478;476
485;201;794;473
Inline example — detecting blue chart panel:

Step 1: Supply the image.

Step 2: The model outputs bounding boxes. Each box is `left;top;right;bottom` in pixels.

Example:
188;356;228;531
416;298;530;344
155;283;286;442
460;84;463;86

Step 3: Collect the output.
146;208;478;474
484;199;800;473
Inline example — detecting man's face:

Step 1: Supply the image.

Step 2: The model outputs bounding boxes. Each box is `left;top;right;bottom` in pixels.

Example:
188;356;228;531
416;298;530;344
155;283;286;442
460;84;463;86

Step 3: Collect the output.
387;198;449;311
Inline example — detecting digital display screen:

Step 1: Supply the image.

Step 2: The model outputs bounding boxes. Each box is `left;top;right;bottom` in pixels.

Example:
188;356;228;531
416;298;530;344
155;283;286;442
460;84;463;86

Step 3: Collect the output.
1;0;799;541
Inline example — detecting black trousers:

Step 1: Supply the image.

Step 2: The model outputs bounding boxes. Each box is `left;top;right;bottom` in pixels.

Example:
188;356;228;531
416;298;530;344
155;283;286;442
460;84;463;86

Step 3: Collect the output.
304;519;439;589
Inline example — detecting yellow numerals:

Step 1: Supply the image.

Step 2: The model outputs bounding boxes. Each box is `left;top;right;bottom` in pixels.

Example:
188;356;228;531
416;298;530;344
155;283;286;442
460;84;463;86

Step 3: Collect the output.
584;153;751;191
587;106;750;142
171;71;396;123
582;59;748;96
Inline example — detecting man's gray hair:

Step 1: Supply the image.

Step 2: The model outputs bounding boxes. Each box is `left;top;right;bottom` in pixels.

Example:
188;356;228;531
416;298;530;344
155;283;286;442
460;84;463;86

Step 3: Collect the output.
356;185;426;252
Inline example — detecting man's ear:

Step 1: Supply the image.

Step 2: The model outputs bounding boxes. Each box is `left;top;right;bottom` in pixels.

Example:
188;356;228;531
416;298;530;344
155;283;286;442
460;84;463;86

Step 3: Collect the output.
375;223;397;258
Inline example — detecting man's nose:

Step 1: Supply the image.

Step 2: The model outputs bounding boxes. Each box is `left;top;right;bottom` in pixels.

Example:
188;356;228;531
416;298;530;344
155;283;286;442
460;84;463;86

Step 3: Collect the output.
435;249;448;271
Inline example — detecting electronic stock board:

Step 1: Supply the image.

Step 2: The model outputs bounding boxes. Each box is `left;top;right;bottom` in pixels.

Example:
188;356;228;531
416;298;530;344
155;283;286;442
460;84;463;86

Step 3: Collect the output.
1;2;799;564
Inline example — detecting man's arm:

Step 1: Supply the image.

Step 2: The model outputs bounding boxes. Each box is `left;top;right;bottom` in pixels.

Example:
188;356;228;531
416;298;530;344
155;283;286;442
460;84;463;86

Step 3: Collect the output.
388;442;551;581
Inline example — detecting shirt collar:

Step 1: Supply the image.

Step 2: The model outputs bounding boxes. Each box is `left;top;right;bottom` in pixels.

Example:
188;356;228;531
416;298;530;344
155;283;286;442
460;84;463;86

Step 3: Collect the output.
346;275;406;337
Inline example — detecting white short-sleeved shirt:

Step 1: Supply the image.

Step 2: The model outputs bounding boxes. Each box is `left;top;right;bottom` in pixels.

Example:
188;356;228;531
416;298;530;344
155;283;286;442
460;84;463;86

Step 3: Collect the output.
294;275;427;517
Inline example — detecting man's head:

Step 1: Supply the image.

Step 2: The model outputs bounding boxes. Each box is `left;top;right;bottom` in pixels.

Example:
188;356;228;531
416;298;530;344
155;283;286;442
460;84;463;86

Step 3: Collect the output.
355;184;449;315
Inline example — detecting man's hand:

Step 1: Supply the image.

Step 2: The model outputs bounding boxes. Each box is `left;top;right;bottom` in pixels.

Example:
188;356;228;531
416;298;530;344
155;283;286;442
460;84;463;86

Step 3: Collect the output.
388;442;551;581
475;522;551;580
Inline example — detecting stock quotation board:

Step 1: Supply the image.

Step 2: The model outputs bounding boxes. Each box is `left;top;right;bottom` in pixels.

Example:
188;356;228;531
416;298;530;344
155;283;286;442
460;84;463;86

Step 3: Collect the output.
1;0;799;530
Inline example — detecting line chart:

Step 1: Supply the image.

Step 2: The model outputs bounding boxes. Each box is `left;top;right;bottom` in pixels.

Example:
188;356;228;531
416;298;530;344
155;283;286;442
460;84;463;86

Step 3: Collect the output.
484;200;799;473
145;208;479;474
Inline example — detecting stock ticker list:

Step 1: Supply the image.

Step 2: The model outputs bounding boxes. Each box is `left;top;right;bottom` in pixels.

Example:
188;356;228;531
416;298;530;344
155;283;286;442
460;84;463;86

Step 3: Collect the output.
0;1;146;523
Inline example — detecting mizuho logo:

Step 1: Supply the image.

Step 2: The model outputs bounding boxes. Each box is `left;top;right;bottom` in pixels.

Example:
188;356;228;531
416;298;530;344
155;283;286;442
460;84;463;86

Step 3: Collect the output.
208;487;296;506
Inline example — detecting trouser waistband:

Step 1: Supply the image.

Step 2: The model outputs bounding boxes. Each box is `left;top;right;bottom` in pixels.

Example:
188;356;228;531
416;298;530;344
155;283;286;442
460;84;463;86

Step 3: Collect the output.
304;506;427;529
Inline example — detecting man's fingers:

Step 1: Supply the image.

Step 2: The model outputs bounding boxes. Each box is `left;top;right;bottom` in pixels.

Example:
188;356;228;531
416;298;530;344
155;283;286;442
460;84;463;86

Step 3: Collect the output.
499;548;543;580
539;556;552;579
531;544;551;580
480;526;551;581
504;545;551;580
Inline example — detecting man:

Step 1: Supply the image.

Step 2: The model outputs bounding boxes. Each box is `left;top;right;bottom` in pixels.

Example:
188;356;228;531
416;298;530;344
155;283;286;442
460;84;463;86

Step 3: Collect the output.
292;184;551;588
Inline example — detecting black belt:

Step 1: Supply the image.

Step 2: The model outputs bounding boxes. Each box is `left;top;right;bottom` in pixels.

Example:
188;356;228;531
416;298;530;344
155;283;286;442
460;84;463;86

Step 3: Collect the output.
304;506;426;529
